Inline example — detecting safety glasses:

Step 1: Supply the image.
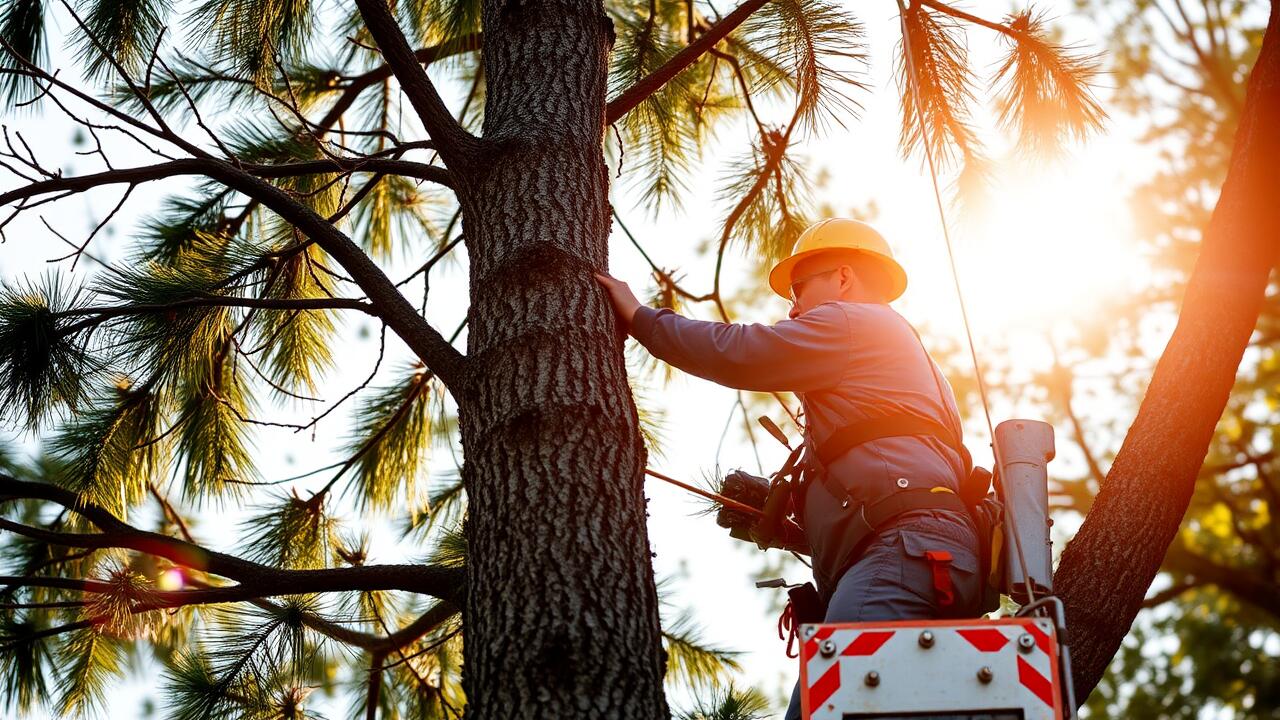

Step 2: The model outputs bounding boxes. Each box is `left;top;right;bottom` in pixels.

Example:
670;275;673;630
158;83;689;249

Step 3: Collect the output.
788;268;838;304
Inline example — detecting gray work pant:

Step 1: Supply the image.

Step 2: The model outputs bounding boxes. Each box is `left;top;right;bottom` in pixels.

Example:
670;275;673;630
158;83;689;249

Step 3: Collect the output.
783;509;983;720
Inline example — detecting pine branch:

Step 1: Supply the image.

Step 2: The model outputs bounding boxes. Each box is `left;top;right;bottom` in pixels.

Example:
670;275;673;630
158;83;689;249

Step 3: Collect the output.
607;0;771;124
0;473;466;605
0;157;468;395
916;0;1019;39
353;0;480;167
55;295;377;337
0;157;453;207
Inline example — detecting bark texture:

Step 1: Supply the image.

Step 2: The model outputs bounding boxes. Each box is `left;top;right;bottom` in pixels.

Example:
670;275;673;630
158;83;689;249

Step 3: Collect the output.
1054;0;1280;701
453;0;669;717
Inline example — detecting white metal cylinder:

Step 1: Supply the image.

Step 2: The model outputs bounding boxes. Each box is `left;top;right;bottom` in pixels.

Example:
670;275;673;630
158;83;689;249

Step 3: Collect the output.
994;419;1056;603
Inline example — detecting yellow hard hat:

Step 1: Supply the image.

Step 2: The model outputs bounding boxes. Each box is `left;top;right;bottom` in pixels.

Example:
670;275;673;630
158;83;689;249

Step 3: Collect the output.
768;218;907;301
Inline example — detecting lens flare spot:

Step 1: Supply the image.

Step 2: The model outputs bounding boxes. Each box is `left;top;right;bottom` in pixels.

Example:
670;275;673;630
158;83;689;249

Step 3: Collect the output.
158;567;186;591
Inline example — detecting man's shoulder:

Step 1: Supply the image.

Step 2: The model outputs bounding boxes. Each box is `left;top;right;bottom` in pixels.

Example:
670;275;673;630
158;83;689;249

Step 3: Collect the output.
808;301;907;327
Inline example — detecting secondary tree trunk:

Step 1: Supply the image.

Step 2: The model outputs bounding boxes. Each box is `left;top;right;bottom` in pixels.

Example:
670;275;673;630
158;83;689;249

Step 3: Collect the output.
453;0;670;717
1054;0;1280;702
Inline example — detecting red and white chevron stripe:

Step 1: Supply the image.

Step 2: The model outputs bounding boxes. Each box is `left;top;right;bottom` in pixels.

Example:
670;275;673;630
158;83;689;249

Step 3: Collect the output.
800;617;1063;719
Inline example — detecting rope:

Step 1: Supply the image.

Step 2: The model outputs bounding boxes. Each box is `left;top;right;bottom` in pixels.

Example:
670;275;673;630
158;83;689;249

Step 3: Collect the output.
895;0;1037;605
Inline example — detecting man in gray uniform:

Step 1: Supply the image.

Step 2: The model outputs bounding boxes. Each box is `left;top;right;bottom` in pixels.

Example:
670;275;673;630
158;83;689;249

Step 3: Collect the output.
596;218;983;719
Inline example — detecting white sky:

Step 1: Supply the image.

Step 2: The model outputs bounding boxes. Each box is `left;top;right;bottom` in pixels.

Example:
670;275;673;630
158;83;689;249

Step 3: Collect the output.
0;1;1169;717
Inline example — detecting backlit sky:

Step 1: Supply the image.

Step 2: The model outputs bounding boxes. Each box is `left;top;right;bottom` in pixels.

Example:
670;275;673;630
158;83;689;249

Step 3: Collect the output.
0;1;1166;717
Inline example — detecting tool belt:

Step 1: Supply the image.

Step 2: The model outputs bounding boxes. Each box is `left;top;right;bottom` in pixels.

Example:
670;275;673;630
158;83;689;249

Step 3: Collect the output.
810;412;1002;614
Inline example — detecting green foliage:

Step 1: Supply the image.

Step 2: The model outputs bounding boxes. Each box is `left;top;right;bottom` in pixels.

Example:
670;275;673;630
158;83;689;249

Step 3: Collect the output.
1087;589;1280;718
632;374;668;458
0;275;94;429
172;326;259;502
662;616;742;691
426;525;466;569
0;0;47;103
675;683;771;720
85;566;161;639
402;472;465;540
0;613;52;715
187;0;317;86
55;627;125;717
252;244;338;394
352;174;448;261
609;0;710;212
49;380;165;516
342;365;436;510
94;260;239;390
163;599;319;720
718;139;813;262
137;190;236;265
740;0;868;132
71;0;172;81
401;0;482;47
239;493;336;569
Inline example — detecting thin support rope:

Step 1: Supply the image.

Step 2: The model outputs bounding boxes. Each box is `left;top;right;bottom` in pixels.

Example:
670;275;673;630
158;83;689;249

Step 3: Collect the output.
895;0;1037;605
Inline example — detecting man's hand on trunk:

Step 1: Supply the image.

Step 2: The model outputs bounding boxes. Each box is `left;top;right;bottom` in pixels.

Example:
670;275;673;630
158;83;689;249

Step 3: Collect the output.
594;272;643;331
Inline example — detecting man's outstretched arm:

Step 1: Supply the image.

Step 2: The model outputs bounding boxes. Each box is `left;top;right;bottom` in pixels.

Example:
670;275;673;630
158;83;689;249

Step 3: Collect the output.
594;273;852;393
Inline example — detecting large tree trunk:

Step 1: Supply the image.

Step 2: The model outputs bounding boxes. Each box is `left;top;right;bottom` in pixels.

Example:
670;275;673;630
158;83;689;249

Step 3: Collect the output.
453;0;670;717
1054;0;1280;702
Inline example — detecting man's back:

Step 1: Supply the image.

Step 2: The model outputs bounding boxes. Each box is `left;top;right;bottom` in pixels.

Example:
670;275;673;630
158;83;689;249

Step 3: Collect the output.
631;300;971;593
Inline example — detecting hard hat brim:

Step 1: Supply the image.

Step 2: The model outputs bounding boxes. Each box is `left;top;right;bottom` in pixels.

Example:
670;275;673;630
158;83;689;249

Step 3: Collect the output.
768;247;907;302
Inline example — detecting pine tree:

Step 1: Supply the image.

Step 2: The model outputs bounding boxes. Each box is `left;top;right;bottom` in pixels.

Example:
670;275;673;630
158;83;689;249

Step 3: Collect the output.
0;0;1261;716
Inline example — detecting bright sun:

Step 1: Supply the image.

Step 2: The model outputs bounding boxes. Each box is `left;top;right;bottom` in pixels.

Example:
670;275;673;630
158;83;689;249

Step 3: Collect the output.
905;162;1149;341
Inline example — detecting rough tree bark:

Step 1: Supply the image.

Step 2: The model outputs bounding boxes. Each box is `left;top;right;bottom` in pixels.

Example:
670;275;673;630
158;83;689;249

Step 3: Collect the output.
452;0;670;717
1054;0;1280;701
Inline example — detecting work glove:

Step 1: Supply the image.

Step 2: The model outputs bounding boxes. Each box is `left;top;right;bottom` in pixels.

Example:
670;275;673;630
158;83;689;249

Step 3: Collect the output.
717;470;770;534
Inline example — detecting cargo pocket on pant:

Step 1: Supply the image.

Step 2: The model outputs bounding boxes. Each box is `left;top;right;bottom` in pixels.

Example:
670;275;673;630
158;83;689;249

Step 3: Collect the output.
898;530;979;614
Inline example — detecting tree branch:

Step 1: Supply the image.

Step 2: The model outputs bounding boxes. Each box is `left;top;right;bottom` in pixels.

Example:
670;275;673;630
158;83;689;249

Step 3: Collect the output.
0;474;465;606
1162;543;1280;619
353;0;480;167
0;157;453;208
56;295;378;336
1139;578;1199;609
916;0;1021;40
0;158;469;394
316;34;483;134
606;0;770;124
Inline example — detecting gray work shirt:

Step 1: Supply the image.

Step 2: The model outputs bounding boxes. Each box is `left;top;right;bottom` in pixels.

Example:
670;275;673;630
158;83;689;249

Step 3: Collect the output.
631;301;973;596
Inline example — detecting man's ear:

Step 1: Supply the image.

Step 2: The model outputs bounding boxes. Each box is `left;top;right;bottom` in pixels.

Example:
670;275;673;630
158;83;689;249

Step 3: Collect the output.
838;264;858;294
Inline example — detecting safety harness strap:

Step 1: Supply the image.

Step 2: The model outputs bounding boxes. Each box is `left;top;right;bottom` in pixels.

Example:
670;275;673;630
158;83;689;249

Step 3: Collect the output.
814;414;969;468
